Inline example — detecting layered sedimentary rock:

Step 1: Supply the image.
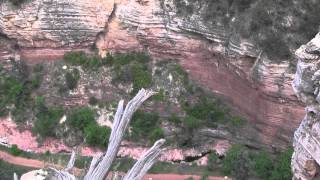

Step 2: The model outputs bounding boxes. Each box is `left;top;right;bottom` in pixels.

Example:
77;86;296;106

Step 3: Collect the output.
0;0;305;150
292;33;320;180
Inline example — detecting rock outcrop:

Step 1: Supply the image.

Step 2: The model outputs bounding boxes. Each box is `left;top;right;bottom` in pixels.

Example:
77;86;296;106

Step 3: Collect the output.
0;0;305;150
292;33;320;180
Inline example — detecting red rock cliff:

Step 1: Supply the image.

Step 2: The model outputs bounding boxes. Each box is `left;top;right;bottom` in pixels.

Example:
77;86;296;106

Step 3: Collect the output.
0;0;304;150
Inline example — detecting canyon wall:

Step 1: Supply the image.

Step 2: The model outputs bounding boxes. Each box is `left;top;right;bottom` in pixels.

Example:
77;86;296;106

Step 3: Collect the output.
292;33;320;180
0;0;305;150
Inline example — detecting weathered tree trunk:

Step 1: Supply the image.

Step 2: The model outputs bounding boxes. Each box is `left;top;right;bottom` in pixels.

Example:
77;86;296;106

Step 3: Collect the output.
123;139;166;180
49;89;165;180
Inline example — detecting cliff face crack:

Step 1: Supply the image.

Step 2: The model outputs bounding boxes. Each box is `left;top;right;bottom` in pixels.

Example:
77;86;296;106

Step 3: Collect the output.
94;1;116;56
171;151;211;163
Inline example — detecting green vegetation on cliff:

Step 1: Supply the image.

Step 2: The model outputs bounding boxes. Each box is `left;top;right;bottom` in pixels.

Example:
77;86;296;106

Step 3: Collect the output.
172;0;320;61
217;144;293;180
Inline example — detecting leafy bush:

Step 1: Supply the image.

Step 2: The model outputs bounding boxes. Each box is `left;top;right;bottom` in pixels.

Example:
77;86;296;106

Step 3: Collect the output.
67;107;95;131
0;70;33;122
110;52;152;94
222;145;250;180
33;97;64;138
230;116;245;127
65;69;80;90
269;149;293;180
184;97;226;125
9;144;22;156
112;52;150;68
149;127;164;143
131;63;152;94
184;115;200;129
252;151;273;179
173;64;189;86
84;123;111;148
64;51;87;66
102;53;114;66
130;111;162;142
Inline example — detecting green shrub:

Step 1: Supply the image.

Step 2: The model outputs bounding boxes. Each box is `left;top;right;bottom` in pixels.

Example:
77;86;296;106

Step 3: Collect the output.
0;75;32;121
85;56;101;70
67;107;95;131
111;52;152;94
131;63;152;94
31;75;41;89
173;64;189;86
252;151;273;179
45;150;51;156
184;97;226;125
33;98;64;138
65;69;80;90
269;149;293;180
223;145;250;180
84;123;111;148
64;51;87;65
102;53;114;66
184;115;200;129
9;144;22;156
130;111;161;142
30;64;44;89
149;127;164;143
230;116;245;127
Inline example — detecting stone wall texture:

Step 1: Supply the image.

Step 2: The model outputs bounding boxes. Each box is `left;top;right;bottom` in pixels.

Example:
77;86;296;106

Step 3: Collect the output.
0;0;305;150
292;32;320;180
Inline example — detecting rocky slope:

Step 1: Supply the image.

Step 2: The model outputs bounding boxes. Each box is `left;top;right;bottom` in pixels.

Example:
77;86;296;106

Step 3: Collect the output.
292;33;320;180
0;0;306;150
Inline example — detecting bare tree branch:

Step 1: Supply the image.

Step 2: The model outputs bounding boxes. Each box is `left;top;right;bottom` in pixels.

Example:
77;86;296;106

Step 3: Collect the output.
83;89;156;180
123;139;166;180
48;89;164;180
65;151;76;171
49;168;76;180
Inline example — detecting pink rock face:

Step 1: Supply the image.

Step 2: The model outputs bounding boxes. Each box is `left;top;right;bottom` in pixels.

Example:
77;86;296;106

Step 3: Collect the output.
0;0;305;150
98;0;305;149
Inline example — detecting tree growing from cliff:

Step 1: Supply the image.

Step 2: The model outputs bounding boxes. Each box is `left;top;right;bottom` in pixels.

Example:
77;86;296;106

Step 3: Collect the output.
33;89;166;180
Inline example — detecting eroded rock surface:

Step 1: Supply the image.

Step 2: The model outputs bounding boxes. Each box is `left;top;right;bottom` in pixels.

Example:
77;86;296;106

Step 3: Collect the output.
292;33;320;180
0;0;305;150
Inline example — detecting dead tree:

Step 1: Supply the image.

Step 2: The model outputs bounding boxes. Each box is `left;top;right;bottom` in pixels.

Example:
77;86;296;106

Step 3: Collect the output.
49;89;166;180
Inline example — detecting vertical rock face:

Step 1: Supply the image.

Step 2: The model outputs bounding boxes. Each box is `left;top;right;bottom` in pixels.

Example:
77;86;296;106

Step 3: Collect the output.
0;0;114;47
292;33;320;180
